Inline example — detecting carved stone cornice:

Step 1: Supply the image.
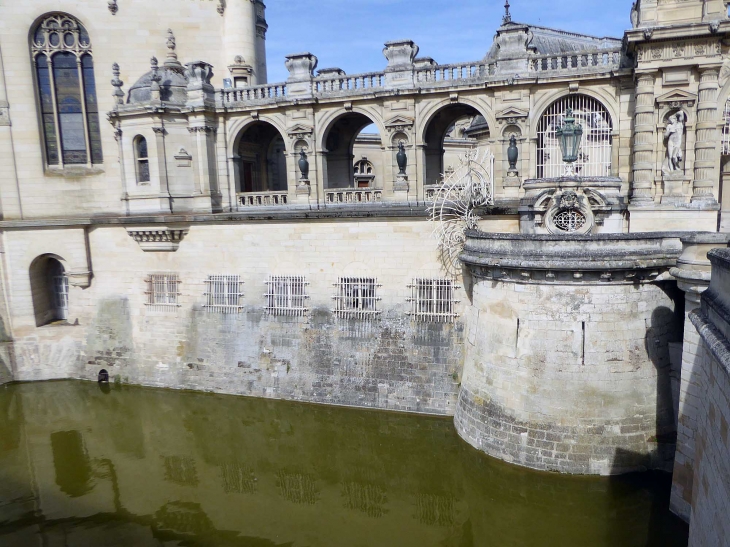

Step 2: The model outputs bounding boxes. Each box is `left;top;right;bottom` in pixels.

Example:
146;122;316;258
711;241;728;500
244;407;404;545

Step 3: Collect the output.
636;39;721;62
127;226;189;252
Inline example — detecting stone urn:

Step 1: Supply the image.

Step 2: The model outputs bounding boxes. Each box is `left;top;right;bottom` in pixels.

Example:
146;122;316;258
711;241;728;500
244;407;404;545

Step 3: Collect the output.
396;142;407;175
507;135;519;173
298;150;310;181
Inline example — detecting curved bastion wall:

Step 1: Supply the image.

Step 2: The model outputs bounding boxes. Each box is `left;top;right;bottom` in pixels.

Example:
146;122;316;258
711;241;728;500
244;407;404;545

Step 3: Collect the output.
455;232;685;475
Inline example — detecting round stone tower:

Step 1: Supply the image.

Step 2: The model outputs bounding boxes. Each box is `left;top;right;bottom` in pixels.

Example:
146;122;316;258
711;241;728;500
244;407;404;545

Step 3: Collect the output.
224;0;268;86
455;232;684;475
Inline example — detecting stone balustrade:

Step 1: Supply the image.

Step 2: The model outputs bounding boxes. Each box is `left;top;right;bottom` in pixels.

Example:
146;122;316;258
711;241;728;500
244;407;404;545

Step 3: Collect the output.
325;188;383;204
217;48;624;107
529;49;622;74
237;192;288;207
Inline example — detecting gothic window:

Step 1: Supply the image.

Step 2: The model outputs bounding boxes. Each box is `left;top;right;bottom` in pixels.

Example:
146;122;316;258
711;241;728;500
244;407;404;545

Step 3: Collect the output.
31;13;102;166
134;136;150;183
537;94;612;178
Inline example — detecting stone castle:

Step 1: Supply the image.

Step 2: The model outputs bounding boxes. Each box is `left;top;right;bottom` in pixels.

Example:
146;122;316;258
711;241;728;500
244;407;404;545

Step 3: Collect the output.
0;0;729;543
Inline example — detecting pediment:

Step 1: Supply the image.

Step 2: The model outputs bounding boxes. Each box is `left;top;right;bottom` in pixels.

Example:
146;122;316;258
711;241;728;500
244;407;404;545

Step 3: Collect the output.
496;106;529;119
655;89;697;106
286;124;313;136
384;115;415;128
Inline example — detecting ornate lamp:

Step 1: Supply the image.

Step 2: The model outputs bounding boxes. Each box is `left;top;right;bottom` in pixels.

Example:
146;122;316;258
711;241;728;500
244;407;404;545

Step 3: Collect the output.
555;107;583;175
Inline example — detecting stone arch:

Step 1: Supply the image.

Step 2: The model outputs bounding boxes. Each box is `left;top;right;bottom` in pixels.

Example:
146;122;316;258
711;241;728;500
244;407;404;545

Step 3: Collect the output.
29;254;69;327
321;110;384;189
227;115;288;158
420;102;491;186
233;120;288;193
533;92;615;178
530;88;618;136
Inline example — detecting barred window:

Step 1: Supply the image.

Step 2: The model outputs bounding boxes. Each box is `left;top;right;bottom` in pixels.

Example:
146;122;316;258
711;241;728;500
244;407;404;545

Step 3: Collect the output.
145;273;180;310
204;275;244;313
333;277;381;319
265;276;309;316
32;13;102;166
537;94;612;178
408;278;458;323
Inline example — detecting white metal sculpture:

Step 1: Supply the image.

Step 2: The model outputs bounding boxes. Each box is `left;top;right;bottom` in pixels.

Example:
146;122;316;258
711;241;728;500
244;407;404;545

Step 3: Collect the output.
429;148;494;275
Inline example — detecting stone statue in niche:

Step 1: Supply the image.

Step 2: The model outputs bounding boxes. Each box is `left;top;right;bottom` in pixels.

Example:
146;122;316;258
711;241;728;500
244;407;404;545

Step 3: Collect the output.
662;111;687;177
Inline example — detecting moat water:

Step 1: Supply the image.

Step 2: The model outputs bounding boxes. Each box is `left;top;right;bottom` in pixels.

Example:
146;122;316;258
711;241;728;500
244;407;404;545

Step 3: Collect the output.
0;380;687;547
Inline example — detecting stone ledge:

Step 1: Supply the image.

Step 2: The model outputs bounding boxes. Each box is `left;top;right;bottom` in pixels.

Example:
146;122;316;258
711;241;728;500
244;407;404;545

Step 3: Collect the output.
690;310;730;379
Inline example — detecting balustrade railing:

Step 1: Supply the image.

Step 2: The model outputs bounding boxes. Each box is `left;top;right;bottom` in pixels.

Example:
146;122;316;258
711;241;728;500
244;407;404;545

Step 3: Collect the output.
314;72;385;93
415;61;487;84
238;192;288;207
220;83;287;104
529;49;622;74
325;188;383;204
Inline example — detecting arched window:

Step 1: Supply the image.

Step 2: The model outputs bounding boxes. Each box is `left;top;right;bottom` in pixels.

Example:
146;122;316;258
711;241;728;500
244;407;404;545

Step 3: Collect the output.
29;255;69;326
134;136;150;183
353;158;375;188
537;95;612;178
32;14;102;167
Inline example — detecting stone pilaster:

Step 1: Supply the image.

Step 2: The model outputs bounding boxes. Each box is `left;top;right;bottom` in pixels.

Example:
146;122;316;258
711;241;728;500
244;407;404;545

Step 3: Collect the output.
691;67;720;204
631;73;657;205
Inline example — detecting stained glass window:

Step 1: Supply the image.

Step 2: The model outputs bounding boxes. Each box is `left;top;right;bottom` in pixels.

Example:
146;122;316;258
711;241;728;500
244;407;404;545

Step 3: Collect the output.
31;14;102;166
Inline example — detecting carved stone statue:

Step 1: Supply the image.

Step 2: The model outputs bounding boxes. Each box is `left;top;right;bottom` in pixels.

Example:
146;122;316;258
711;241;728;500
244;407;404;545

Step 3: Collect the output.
630;2;639;29
662;111;687;175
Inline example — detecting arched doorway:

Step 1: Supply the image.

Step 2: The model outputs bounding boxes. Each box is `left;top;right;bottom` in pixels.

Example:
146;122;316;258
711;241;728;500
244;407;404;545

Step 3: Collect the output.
324;114;382;189
236;122;287;193
29;255;69;326
423;104;488;185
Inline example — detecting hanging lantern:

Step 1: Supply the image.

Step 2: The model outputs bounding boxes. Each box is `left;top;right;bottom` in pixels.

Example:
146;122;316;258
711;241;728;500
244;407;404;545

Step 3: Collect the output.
555;107;583;165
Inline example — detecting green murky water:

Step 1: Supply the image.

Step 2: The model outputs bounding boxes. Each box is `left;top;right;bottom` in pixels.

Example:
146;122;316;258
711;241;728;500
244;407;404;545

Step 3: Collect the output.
0;380;687;547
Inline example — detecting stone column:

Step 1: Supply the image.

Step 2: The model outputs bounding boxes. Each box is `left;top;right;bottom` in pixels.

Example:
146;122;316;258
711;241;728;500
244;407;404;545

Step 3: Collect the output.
669;234;730;522
692;67;720;204
631;72;657;204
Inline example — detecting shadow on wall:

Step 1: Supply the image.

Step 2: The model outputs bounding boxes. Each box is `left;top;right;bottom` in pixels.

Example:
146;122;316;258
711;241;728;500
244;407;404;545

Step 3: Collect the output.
645;293;685;472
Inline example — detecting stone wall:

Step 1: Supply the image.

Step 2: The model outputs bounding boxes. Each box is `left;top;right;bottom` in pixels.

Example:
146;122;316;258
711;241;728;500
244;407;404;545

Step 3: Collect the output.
684;249;730;546
456;232;685;475
4;217;481;415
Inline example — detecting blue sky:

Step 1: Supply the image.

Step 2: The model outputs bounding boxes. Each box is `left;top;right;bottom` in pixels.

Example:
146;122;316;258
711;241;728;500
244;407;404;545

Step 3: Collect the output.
265;0;631;83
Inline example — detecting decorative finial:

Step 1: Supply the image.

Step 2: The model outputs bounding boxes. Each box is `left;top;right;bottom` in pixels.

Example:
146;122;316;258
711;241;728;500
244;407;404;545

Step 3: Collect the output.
111;63;124;106
108;0;118;15
502;0;512;24
166;29;177;63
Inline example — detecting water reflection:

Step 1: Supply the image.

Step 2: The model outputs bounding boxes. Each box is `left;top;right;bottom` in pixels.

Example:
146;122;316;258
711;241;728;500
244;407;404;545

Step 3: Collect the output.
0;380;688;547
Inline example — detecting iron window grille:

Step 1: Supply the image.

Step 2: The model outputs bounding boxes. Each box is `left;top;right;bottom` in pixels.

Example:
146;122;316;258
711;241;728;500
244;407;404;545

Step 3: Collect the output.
407;278;459;323
537;94;612;178
53;274;69;320
332;277;381;319
144;273;181;311
204;275;244;313
264;276;309;316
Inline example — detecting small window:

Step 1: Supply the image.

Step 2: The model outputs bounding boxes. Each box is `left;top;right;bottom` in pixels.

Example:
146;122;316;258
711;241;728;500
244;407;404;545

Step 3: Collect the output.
204;275;244;313
333;277;380;319
135;136;150;183
265;276;309;316
145;273;180;311
408;279;458;323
